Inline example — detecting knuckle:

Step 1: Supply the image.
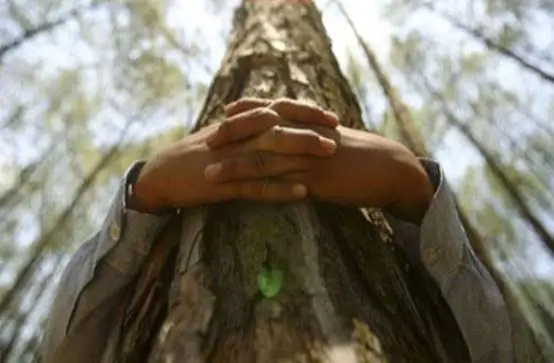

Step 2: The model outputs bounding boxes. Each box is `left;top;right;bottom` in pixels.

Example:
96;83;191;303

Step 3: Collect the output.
252;107;278;123
244;180;267;197
270;125;285;144
295;156;312;169
305;132;321;148
274;97;289;106
271;124;284;136
252;106;269;116
222;159;238;180
254;151;267;175
307;103;325;117
314;107;326;118
262;107;280;119
219;119;232;134
270;98;288;112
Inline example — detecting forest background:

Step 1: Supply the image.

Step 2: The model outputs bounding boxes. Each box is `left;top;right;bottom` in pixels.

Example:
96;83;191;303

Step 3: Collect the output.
0;0;553;361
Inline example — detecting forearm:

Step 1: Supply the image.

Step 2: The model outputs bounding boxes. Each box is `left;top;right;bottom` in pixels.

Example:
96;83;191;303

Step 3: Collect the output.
42;162;171;361
43;251;134;363
389;159;513;362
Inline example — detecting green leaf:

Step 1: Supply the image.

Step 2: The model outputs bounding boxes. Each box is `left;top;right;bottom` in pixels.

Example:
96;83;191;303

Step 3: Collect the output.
257;264;284;299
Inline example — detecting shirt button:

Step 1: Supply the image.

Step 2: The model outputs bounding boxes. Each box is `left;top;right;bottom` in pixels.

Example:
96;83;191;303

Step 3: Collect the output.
423;246;440;265
110;222;121;242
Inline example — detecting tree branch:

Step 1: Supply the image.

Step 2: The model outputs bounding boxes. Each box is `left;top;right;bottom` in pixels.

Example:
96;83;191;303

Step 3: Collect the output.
0;143;57;212
421;2;554;84
0;1;103;63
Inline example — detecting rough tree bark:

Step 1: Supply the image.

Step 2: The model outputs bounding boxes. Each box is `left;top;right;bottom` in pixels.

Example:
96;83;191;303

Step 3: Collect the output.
116;1;469;362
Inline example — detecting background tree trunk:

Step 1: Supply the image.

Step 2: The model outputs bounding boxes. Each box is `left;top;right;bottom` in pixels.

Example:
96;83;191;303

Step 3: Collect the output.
117;1;469;362
417;73;554;254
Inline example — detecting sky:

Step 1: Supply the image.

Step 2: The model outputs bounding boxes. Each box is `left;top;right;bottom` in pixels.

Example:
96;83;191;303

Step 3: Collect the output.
1;0;552;278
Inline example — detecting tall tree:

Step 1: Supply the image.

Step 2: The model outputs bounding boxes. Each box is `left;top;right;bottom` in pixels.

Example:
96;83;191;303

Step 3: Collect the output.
335;1;426;158
0;115;134;318
116;1;469;362
416;71;554;254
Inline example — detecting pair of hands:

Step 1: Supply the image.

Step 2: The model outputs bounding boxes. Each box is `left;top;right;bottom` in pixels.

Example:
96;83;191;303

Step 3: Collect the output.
133;98;434;223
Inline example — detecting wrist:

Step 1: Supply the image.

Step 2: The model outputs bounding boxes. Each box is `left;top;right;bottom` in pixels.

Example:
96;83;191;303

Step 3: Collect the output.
127;162;168;214
385;159;434;224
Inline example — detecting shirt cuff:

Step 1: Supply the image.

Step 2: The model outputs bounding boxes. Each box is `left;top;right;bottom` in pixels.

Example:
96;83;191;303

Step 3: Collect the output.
418;158;464;292
92;161;172;274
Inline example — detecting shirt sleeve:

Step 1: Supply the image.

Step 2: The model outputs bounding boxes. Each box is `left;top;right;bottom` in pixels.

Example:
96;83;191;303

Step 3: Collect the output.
41;161;172;363
387;159;513;362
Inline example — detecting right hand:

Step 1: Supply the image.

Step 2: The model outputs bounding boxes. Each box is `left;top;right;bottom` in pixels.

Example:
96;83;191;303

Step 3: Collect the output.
133;101;339;213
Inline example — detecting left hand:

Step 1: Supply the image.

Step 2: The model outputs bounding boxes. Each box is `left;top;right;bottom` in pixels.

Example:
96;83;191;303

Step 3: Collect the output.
208;97;435;224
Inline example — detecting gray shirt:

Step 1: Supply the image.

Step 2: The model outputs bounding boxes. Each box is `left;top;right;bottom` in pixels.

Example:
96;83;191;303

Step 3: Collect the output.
41;160;513;362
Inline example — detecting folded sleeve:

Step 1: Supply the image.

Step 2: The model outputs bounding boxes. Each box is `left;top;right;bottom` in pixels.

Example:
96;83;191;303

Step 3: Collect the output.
41;161;172;363
387;159;513;363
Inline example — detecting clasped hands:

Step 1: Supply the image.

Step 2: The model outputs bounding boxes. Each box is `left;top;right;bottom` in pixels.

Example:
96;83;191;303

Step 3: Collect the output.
134;97;434;223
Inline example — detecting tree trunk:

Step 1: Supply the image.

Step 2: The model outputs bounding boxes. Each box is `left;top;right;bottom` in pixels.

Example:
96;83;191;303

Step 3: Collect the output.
116;1;469;362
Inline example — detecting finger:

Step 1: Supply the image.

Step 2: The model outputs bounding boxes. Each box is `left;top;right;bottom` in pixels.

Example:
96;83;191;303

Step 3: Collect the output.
225;97;339;127
224;97;271;117
235;179;308;203
207;107;285;149
249;125;337;157
204;153;312;183
209;179;306;204
281;172;309;184
269;98;339;127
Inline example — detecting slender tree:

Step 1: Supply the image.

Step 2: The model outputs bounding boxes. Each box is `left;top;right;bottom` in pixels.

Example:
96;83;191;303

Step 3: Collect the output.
0;143;56;211
114;1;471;362
465;98;553;199
0;116;135;318
416;71;554;254
0;257;60;363
335;1;426;157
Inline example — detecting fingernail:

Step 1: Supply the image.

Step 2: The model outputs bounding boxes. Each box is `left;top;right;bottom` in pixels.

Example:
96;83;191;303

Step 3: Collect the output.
320;138;337;153
292;184;307;198
205;163;222;181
